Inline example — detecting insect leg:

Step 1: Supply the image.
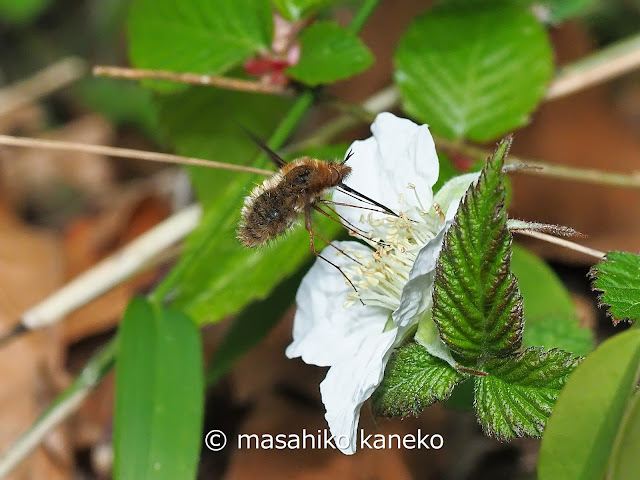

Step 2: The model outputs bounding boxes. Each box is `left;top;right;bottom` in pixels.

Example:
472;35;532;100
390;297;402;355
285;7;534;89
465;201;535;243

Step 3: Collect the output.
304;208;360;295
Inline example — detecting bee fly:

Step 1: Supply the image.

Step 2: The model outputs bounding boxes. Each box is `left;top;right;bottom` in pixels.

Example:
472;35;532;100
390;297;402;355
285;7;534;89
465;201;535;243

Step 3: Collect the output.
237;128;398;289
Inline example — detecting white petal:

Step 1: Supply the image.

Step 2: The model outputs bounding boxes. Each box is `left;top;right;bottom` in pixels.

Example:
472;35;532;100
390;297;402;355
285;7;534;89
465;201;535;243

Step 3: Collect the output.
392;223;450;328
320;326;401;454
334;113;439;228
286;241;390;367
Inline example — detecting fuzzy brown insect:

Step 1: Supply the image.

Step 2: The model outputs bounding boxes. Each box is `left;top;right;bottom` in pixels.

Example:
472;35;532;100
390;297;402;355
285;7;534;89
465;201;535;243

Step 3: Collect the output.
236;129;397;289
237;156;352;247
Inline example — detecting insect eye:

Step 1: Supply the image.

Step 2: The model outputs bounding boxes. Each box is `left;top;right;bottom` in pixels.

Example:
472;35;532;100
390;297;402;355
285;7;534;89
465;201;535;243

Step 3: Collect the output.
295;170;310;185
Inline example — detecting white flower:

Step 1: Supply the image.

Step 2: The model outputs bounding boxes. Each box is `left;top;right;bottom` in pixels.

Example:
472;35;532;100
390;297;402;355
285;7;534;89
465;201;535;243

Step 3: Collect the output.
285;113;478;454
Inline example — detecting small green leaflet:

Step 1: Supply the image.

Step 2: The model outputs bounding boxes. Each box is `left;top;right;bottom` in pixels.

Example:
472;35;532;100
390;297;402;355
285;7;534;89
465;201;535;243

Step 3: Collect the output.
372;342;465;417
432;137;524;360
128;0;272;92
376;138;580;442
590;251;640;324
394;4;552;141
475;347;580;440
286;21;374;86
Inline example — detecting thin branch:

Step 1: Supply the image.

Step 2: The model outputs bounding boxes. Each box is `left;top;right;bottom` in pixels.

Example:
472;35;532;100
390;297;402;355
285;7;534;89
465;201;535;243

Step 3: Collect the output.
515;230;606;260
0;135;274;176
435;137;640;189
93;65;291;96
546;32;640;100
15;204;201;333
0;340;115;479
0;57;87;117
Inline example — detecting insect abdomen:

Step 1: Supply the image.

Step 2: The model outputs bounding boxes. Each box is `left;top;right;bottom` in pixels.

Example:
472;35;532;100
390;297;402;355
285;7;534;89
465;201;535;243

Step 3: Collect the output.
237;189;297;247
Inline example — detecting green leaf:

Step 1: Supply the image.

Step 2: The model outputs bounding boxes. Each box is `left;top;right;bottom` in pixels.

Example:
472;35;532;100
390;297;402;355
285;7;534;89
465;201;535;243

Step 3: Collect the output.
590;251;640;324
372;342;465;417
475;347;580;440
512;245;594;356
0;0;49;24
610;387;640;480
75;78;158;138
432;138;524;360
114;298;203;480
272;0;340;21
128;0;273;92
609;389;640;480
394;5;553;141
286;21;374;86
538;329;640;480
151;87;342;324
432;151;461;195
206;265;307;385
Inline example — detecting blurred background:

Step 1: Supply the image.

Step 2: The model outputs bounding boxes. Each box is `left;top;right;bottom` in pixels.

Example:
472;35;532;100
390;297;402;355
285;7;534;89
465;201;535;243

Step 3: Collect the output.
0;0;639;478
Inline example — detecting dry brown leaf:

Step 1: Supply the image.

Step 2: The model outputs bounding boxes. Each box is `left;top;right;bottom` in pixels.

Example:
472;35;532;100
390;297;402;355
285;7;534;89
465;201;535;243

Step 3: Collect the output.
62;194;170;344
0;201;71;479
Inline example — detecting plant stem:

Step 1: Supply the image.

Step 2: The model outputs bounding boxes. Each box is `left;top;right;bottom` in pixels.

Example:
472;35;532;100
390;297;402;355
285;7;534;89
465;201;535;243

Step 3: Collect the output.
347;0;379;34
0;57;87;117
515;230;606;260
546;31;640;100
93;65;291;95
19;205;201;331
435;137;640;190
0;340;115;478
0;135;274;176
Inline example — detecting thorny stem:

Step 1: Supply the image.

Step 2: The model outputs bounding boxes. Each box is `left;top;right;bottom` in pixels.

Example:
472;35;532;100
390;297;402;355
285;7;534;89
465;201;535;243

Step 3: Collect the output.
515;230;606;260
0;3;383;476
435;137;640;190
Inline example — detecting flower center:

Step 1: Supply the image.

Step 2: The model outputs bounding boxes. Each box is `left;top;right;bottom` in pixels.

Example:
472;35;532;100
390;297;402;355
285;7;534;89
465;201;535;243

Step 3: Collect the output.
343;197;445;310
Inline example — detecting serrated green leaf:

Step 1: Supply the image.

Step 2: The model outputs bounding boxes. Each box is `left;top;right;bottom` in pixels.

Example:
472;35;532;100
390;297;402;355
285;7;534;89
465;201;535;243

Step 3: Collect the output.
128;0;272;92
0;0;49;24
114;298;203;480
432;138;524;360
151;87;342;323
610;387;640;480
372;342;465;417
538;329;640;480
272;0;340;21
512;245;594;356
475;347;580;440
286;21;374;86
590;251;640;324
394;5;552;141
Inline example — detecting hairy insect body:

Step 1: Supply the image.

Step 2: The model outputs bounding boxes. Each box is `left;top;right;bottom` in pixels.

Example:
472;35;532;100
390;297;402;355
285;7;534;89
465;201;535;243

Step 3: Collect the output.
237;157;351;247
